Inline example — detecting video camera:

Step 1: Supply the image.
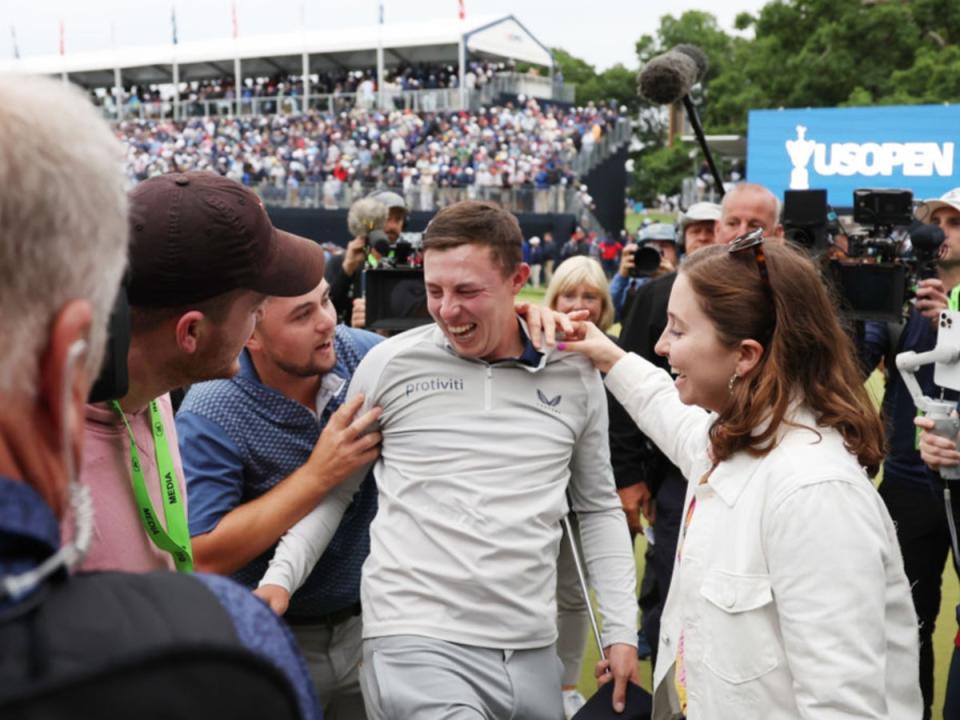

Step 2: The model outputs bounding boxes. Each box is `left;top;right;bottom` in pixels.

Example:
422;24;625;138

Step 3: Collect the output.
363;232;431;332
346;196;430;332
783;188;945;322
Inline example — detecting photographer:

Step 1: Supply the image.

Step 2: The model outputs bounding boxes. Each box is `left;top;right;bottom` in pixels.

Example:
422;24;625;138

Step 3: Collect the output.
610;204;720;324
326;191;408;325
863;187;960;720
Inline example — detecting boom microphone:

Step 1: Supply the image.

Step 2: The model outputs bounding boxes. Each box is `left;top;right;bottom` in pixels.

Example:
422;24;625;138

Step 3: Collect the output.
674;44;708;84
638;50;698;105
347;197;388;239
637;43;726;198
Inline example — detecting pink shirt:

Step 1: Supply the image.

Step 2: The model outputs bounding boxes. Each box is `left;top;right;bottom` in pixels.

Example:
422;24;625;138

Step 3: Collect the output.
63;393;188;572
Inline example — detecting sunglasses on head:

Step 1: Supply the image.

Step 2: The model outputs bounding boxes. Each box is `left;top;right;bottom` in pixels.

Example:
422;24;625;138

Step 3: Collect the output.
728;227;772;295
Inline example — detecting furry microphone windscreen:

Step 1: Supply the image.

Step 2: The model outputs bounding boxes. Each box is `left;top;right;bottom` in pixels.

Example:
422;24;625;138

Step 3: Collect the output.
347;197;388;239
673;44;709;84
638;50;698;105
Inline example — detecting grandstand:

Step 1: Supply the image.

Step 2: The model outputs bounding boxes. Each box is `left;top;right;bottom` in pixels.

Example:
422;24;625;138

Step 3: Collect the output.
1;14;631;241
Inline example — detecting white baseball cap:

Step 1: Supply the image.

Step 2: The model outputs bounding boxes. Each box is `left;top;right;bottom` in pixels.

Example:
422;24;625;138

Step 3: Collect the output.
680;202;722;232
916;187;960;221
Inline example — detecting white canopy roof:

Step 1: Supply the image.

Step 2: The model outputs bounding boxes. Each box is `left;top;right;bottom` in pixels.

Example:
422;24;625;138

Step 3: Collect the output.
0;15;553;88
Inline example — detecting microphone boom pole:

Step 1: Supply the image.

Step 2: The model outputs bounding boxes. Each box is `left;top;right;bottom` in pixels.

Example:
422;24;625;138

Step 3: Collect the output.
682;95;725;198
639;45;725;199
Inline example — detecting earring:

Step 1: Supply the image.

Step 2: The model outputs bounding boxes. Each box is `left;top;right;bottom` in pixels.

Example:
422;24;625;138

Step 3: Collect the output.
728;373;739;392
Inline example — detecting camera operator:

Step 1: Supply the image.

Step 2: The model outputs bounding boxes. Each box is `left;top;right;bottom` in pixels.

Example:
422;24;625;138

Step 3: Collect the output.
326;191;408;325
863;187;960;720
609;226;670;324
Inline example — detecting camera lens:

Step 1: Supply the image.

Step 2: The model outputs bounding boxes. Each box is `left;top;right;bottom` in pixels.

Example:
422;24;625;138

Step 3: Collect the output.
631;246;662;277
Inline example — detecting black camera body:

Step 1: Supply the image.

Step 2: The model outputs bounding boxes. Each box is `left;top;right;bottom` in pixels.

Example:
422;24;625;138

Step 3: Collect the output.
784;188;944;322
362;232;429;332
853;189;914;227
629;244;664;278
364;267;431;332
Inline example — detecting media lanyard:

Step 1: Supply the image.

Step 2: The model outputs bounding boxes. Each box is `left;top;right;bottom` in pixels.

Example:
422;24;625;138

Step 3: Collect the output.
949;285;960;312
111;400;194;572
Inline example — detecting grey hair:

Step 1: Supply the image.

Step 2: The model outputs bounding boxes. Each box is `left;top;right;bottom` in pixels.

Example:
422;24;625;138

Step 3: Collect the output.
0;77;128;396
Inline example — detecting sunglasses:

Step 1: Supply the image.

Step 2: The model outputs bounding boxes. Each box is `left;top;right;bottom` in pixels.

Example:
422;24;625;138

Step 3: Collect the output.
728;227;773;297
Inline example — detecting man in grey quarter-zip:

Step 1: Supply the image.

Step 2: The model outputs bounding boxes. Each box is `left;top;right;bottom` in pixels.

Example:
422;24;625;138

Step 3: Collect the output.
258;200;639;719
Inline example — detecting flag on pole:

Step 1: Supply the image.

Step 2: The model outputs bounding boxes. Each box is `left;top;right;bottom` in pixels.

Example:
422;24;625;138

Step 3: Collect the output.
171;5;178;44
10;25;19;59
458;0;465;20
378;0;384;25
231;1;238;39
58;20;65;56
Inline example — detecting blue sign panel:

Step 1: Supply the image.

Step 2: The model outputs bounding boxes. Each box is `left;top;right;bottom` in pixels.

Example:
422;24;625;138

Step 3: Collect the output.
747;105;960;207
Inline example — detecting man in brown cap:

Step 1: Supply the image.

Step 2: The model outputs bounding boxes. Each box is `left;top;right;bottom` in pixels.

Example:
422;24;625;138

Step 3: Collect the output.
71;171;373;575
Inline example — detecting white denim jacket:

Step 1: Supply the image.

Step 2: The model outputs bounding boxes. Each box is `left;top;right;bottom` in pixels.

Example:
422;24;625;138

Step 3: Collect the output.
606;353;922;720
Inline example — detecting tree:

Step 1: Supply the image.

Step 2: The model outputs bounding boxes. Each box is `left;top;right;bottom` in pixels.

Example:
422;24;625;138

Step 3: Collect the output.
631;142;695;205
551;48;640;112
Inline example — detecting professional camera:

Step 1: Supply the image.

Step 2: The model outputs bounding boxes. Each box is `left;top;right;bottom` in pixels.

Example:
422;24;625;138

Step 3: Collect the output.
631;223;677;278
784;188;944;322
629;244;664;278
347;197;428;331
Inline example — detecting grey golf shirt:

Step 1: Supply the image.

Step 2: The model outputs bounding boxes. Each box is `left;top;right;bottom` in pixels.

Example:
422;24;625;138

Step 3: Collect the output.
261;320;637;650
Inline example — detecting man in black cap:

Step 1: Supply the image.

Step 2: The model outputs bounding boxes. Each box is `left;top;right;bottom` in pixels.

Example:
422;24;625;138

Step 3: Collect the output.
73;171;369;575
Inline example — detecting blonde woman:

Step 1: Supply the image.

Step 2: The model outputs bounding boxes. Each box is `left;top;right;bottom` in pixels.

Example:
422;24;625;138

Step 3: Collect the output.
544;255;615;332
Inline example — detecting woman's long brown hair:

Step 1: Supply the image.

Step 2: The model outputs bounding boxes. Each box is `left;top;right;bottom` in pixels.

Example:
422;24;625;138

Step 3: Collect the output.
681;243;885;475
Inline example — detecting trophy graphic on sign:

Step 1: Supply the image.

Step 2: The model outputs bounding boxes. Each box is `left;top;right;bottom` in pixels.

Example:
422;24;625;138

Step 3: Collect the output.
786;125;816;190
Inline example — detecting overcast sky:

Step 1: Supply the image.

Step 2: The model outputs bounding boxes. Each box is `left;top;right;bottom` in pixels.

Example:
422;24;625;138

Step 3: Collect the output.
1;0;769;71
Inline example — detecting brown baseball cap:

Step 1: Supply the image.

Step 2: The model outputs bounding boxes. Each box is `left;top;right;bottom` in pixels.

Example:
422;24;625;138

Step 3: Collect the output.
127;172;325;307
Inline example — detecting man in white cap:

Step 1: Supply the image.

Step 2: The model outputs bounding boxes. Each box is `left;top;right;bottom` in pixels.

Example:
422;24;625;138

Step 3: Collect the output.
678;201;723;255
527;236;545;288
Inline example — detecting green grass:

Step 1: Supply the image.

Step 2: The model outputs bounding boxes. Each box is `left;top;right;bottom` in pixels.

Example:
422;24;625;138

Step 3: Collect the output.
517;287;546;304
574;370;960;718
625;211;676;235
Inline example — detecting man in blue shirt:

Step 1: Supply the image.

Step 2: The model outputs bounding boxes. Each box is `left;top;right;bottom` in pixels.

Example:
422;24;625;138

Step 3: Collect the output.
177;278;382;720
0;75;318;720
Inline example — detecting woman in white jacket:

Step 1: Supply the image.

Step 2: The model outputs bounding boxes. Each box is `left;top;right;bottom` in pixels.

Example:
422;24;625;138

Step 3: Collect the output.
561;236;922;720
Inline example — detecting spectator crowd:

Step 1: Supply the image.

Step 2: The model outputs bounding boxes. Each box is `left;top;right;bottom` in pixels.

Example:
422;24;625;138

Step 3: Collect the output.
117;99;621;210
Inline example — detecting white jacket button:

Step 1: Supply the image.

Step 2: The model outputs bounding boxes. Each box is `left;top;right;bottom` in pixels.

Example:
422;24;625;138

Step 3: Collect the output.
723;587;736;608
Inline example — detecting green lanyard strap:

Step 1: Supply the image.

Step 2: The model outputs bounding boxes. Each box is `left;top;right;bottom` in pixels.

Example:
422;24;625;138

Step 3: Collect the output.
111;400;193;572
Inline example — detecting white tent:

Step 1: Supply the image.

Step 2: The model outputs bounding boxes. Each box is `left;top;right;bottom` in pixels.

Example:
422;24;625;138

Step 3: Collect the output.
0;14;553;113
